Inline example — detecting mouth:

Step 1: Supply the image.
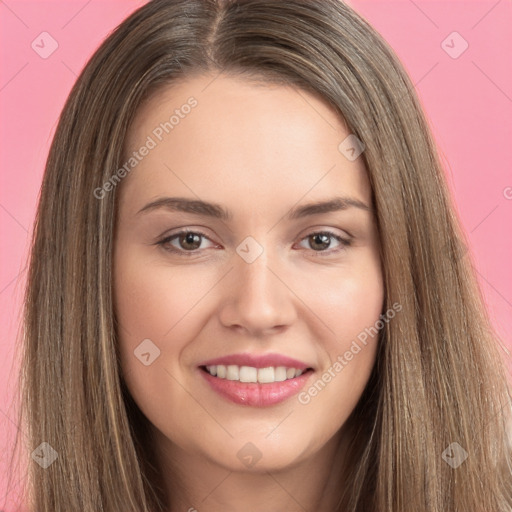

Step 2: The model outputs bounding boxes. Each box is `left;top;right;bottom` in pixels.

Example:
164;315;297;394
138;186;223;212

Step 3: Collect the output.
198;365;315;407
199;364;314;383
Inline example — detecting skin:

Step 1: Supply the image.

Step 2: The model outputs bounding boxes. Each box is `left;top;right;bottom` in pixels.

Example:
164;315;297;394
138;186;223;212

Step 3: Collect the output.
113;73;384;512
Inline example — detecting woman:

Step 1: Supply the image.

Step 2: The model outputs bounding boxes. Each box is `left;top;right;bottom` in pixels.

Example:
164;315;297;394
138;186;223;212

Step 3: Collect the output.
8;0;512;510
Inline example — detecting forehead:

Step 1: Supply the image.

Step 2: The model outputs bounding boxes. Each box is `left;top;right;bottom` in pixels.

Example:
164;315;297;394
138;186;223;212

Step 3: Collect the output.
120;73;371;216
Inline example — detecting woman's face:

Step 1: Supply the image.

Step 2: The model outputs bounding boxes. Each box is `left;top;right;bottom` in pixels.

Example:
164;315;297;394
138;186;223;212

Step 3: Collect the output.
113;73;384;472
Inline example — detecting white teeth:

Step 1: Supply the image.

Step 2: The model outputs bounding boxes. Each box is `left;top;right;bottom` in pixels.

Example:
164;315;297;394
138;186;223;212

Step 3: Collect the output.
226;365;239;380
257;367;275;383
205;364;309;383
239;366;258;383
274;367;287;382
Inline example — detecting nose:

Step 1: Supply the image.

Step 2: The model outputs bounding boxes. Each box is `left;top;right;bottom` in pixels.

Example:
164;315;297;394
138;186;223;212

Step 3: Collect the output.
218;248;297;336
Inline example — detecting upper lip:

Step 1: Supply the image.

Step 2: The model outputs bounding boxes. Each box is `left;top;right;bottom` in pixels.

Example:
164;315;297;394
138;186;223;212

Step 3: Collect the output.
199;353;313;370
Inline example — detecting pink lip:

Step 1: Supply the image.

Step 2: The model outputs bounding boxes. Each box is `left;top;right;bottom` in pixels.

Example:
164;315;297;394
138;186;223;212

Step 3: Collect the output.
199;352;312;370
199;368;314;407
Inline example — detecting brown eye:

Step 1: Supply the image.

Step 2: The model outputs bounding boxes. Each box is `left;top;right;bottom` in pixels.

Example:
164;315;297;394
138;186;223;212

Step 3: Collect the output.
157;230;213;256
176;232;203;251
297;231;351;256
156;229;351;258
308;233;333;251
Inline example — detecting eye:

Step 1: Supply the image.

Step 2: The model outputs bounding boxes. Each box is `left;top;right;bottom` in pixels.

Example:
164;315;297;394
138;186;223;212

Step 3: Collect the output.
155;229;352;257
156;229;214;256
296;231;351;256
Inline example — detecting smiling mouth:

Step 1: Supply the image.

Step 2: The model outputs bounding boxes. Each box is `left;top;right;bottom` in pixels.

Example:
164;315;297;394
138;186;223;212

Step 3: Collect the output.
199;364;314;384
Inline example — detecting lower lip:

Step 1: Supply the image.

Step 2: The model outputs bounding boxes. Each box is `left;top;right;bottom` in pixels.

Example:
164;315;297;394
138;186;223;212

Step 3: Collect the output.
199;368;313;407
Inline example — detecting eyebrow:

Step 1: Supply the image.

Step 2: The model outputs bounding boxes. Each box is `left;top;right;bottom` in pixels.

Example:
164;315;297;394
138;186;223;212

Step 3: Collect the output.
136;196;371;221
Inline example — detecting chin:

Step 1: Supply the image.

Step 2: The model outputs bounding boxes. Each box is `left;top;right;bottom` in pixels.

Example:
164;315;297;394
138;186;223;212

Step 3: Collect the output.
199;434;313;473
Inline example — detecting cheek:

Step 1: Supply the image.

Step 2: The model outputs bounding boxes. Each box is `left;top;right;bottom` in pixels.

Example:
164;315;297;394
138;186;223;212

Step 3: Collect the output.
112;249;205;437
113;247;220;396
112;247;186;390
113;248;205;344
300;254;384;347
330;272;384;344
114;263;174;340
294;256;384;422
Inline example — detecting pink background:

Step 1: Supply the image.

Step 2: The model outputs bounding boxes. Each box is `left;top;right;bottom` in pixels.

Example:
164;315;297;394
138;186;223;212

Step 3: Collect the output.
1;1;511;509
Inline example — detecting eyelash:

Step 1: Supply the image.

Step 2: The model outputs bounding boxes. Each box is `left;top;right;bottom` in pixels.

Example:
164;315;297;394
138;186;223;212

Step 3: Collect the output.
155;229;352;257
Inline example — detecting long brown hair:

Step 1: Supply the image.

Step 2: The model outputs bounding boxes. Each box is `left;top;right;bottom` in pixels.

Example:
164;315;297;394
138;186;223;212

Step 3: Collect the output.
7;0;512;510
